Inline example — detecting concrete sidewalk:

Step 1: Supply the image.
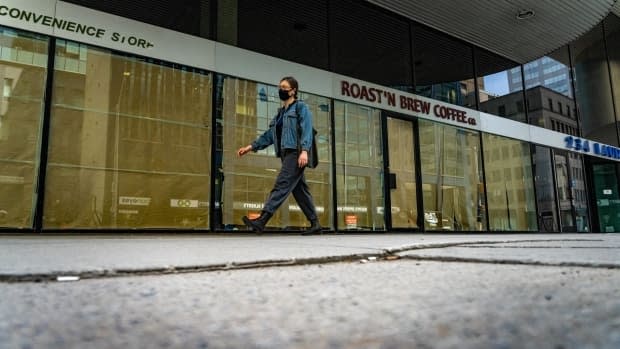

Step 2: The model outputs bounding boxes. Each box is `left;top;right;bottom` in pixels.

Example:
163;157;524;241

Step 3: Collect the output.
1;233;618;281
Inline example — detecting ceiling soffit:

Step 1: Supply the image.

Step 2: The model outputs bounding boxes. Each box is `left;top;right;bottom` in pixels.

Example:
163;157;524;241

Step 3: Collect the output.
366;0;617;64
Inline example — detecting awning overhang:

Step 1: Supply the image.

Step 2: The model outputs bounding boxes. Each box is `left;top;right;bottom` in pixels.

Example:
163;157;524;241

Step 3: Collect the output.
367;0;618;64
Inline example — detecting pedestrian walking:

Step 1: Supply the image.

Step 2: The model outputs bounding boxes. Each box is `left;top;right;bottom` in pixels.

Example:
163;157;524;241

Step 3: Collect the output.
237;76;322;235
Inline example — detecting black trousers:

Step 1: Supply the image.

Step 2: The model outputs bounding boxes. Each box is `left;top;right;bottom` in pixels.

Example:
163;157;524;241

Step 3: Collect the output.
262;149;318;221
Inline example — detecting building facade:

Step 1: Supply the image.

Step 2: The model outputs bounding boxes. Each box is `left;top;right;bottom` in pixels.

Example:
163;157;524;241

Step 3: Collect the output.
1;0;620;233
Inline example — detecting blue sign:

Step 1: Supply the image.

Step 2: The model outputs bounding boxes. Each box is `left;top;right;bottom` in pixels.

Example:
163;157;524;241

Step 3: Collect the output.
565;136;620;160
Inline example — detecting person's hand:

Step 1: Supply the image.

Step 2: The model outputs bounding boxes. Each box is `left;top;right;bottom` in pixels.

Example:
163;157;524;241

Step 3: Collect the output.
237;145;253;157
298;150;308;168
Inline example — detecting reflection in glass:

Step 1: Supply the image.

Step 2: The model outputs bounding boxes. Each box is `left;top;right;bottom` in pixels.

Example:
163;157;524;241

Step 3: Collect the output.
419;120;485;231
483;134;537;231
554;151;574;231
46;40;212;228
477;49;525;122
571;154;590;232
387;117;418;229
517;46;590;232
413;25;476;108
218;77;332;230
571;24;616;145
334;101;384;230
604;15;620;143
516;47;576;131
532;146;559;232
554;151;589;232
0;27;48;228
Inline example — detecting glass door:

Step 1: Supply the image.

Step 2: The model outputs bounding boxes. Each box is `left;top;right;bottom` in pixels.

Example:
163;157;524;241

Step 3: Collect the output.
593;163;620;233
386;116;419;229
422;120;486;232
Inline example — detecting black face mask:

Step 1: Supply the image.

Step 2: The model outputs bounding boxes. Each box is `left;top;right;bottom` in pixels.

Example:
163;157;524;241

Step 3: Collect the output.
278;89;291;101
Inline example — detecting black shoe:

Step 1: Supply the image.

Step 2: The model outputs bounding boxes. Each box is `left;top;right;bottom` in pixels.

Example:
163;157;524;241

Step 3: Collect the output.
301;219;322;236
242;211;272;234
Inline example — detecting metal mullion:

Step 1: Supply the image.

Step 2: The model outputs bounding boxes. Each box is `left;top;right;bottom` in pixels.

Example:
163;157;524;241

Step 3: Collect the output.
381;113;392;231
33;37;57;232
329;99;339;233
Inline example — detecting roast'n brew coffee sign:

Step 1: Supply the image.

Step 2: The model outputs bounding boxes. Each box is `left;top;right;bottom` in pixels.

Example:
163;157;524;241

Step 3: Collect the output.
337;78;479;129
0;3;155;49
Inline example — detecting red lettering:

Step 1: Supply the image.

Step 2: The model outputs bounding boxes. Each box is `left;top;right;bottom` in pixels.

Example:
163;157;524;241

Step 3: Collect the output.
400;96;407;109
432;104;473;123
422;101;431;114
373;88;383;103
350;83;360;98
386;92;396;106
412;99;421;113
434;105;443;118
360;86;370;101
367;88;376;102
341;81;350;97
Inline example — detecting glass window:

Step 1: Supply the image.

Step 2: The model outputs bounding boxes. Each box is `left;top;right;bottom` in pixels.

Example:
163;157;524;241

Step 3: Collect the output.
571;23;617;145
516;101;524;113
532;146;559;232
387;117;418;229
0;27;49;228
523;46;577;138
330;0;412;90
217;77;332;230
419;120;485;231
563;151;589;232
483;134;537;231
45;40;212;229
604;14;620;145
335;101;384;230
413;25;475;107
476;49;524;122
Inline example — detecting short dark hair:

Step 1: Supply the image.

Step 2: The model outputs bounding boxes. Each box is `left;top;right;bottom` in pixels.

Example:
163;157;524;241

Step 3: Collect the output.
280;76;299;98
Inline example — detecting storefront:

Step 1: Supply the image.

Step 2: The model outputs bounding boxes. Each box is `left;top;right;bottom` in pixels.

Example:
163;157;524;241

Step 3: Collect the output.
1;0;619;233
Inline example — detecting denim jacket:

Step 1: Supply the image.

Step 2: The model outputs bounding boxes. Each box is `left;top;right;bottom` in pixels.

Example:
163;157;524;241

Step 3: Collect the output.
251;100;313;157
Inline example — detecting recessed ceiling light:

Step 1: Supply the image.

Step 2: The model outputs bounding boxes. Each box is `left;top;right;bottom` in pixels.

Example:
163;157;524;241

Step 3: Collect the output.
516;9;535;20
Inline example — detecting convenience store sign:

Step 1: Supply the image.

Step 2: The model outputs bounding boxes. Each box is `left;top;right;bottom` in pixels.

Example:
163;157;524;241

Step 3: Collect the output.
0;2;155;49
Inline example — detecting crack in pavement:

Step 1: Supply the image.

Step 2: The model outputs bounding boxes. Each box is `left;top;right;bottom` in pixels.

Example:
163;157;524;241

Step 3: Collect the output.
398;255;620;270
462;246;620;249
0;238;613;283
